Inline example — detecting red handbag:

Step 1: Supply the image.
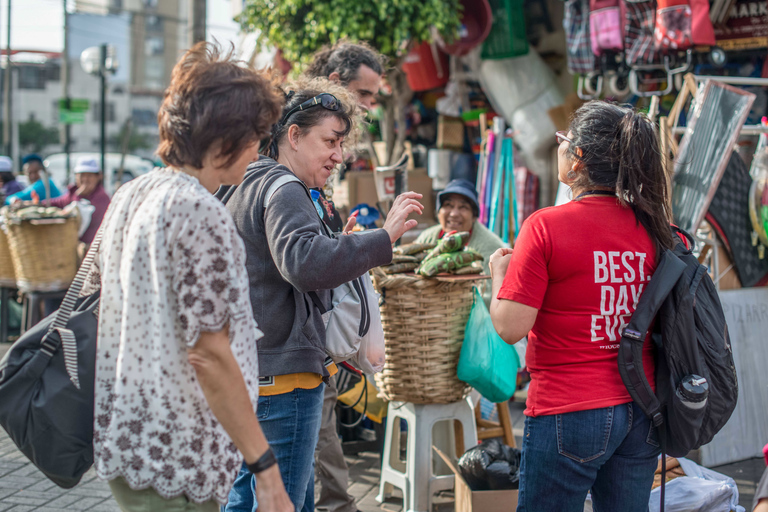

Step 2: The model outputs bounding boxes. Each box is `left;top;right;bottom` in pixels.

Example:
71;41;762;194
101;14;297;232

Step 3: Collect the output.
689;0;716;46
654;0;693;50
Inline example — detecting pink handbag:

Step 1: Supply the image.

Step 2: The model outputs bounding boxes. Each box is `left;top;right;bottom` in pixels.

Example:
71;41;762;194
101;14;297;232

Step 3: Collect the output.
590;0;625;55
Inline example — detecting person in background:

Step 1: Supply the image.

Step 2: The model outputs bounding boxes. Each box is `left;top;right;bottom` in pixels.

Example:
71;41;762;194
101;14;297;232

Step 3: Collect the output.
489;101;674;512
414;179;507;304
0;156;23;197
304;41;385;512
83;42;292;512
6;154;61;204
46;157;110;245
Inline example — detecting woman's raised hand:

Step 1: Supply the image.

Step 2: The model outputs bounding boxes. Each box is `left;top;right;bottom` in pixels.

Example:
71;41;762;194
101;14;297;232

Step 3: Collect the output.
383;192;424;244
489;247;514;280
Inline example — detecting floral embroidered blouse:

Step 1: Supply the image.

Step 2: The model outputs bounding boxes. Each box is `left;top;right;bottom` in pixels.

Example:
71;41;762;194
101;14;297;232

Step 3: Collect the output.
83;168;261;504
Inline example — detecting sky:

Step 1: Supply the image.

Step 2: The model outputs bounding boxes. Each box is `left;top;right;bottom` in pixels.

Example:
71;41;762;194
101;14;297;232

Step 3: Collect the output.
0;0;241;53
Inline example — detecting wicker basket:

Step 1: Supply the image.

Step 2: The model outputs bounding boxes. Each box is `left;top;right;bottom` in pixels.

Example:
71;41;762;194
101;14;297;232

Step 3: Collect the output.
0;228;16;287
372;269;487;404
5;216;80;292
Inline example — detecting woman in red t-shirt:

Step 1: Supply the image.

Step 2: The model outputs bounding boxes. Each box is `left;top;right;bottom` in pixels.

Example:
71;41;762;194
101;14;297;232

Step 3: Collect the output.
489;101;675;512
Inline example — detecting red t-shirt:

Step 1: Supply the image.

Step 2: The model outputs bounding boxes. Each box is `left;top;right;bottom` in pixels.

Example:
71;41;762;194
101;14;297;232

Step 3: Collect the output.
498;196;657;417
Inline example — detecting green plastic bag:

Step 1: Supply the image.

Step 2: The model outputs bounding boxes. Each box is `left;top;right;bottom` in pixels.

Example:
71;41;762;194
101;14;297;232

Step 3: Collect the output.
457;287;520;403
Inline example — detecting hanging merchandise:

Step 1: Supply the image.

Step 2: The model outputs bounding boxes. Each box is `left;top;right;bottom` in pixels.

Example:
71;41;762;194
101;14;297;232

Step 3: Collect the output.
402;42;450;92
481;0;529;59
590;0;625;55
565;0;598;75
688;0;716;46
653;0;693;51
476;131;519;245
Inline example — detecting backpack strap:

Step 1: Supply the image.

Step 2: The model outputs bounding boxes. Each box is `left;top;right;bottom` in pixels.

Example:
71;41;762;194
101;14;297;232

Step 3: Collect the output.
617;249;687;427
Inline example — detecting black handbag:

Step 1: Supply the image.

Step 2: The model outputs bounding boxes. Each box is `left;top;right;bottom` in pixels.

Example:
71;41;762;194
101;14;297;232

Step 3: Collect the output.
0;231;102;488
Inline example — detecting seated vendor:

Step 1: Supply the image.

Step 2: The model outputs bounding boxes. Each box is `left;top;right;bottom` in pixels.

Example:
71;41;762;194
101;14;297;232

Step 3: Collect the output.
0;156;23;198
47;157;111;245
5;154;61;204
414;179;507;303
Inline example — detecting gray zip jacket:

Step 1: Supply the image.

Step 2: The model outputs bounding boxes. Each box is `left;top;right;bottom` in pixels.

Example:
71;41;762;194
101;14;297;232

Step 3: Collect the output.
223;157;393;377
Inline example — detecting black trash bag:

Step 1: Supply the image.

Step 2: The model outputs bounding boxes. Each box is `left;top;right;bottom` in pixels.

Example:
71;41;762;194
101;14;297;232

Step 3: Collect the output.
457;438;521;491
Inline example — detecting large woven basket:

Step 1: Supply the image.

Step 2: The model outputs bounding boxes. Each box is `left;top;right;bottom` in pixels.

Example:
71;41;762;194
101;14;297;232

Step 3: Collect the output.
372;269;487;404
0;227;16;287
6;216;80;292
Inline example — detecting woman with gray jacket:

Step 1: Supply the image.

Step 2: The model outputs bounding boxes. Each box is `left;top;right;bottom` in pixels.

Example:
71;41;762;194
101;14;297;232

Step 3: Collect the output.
220;78;422;512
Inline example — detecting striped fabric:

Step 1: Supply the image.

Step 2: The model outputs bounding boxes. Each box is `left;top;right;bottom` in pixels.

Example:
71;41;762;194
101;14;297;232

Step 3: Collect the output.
565;0;598;74
624;0;660;65
45;229;103;390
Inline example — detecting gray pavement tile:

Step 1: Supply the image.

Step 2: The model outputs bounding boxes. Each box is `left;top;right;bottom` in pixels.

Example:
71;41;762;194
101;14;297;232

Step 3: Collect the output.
43;493;91;509
65;486;114;499
3;506;37;512
57;497;108;511
86;504;122;512
22;479;60;493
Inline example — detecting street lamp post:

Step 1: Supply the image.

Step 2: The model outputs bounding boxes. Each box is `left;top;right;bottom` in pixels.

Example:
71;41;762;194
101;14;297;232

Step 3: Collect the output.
80;45;118;175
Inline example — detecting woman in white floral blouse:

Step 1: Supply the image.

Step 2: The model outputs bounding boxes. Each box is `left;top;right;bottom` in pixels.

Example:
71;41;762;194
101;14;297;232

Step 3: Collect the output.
85;43;294;512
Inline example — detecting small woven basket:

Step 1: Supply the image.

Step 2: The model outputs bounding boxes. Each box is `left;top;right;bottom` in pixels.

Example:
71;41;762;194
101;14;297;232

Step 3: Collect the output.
6;216;80;292
0;227;16;287
372;269;486;404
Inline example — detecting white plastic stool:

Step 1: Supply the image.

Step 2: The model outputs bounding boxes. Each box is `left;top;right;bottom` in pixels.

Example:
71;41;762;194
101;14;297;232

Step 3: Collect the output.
376;397;477;512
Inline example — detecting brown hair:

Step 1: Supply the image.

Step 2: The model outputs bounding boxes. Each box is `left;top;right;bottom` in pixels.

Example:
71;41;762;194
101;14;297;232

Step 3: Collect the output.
305;39;386;85
568;101;674;254
264;76;361;160
157;42;283;169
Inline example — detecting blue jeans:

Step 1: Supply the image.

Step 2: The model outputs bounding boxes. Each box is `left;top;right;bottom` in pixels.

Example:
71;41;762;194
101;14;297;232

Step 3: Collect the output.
517;401;661;512
223;384;325;512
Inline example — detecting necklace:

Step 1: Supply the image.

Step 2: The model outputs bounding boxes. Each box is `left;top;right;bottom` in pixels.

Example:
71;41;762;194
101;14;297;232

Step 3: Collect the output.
575;189;615;200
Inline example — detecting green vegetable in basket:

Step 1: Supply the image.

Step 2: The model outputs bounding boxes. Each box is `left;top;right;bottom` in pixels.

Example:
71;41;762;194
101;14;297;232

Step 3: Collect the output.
393;242;437;256
382;262;419;274
421;231;470;262
418;249;482;277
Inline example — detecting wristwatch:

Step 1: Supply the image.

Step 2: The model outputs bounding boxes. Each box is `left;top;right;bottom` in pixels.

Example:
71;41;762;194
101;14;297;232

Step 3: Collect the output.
246;447;277;475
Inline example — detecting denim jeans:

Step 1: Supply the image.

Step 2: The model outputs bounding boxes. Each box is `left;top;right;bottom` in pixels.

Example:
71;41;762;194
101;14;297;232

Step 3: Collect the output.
223;384;325;512
517;401;661;512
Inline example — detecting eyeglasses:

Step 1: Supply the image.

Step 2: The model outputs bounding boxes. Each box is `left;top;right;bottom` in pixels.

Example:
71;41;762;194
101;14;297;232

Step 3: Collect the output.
282;93;341;123
556;131;573;145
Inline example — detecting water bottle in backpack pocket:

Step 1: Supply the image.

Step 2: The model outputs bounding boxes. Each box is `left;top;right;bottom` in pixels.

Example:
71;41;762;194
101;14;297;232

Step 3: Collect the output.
665;373;709;451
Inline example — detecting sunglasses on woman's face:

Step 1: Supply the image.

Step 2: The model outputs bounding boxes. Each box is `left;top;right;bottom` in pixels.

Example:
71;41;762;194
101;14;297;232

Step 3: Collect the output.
556;131;573;145
282;93;341;122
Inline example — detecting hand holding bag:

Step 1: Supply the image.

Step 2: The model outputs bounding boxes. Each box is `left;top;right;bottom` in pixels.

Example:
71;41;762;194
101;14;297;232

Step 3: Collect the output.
0;231;102;488
457;287;520;403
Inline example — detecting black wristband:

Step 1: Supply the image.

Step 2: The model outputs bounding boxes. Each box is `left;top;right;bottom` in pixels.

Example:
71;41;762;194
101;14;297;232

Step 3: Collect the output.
246;447;277;475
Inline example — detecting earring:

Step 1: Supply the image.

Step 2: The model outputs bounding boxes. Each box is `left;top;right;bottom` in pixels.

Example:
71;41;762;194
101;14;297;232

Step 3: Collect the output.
567;170;577;180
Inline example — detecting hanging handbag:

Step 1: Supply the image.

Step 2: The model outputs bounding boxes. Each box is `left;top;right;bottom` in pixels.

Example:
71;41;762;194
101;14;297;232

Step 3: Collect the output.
589;0;625;56
565;0;599;74
654;0;694;50
0;230;102;488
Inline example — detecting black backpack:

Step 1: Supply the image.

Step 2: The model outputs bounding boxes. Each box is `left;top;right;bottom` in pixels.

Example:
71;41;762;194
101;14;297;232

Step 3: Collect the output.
617;227;738;508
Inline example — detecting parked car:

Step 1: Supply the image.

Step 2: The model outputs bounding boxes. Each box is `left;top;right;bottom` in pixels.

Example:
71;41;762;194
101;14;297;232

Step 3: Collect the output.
42;153;156;195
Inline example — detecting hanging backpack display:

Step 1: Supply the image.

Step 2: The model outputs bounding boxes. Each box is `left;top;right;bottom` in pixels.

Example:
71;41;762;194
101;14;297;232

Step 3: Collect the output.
590;0;625;55
689;0;716;45
623;0;661;66
565;0;599;75
654;0;693;50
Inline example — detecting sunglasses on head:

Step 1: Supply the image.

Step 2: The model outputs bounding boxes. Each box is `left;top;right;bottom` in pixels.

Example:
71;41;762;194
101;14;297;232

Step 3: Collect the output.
556;131;573;145
282;93;341;123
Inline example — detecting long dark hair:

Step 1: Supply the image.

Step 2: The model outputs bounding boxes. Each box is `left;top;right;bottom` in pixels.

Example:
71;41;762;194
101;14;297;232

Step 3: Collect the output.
569;101;674;254
264;89;353;160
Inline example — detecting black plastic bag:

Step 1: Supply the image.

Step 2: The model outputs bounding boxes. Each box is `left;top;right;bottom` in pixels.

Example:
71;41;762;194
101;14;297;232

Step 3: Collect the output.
457;439;521;491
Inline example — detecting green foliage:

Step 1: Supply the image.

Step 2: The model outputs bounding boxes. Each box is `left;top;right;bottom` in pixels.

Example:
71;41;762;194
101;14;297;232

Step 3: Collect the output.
18;118;59;153
108;124;152;153
240;0;462;67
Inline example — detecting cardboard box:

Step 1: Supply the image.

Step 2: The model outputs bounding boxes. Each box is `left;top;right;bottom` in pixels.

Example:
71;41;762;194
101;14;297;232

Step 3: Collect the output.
341;168;436;225
434;448;519;512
